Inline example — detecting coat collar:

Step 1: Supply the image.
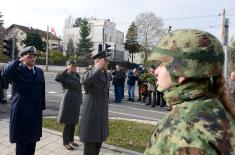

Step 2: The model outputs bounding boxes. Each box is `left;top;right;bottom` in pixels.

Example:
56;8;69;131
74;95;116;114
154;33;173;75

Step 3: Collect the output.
164;81;210;107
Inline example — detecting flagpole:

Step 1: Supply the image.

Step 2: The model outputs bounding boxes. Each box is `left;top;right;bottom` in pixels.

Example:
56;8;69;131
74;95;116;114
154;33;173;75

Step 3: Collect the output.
50;26;52;52
46;25;49;71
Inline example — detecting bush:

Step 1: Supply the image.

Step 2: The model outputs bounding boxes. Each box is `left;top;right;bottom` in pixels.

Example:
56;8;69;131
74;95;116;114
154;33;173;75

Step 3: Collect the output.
37;50;67;66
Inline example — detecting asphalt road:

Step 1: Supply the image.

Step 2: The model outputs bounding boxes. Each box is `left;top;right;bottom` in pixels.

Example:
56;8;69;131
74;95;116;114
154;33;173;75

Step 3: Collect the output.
6;72;168;122
44;72;168;122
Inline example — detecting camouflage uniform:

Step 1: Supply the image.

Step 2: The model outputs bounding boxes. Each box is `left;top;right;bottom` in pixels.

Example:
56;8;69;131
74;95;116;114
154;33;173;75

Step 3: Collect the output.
145;29;235;155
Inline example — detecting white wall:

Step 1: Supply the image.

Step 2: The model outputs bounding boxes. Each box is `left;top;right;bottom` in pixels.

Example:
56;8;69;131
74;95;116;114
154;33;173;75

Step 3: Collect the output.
63;18;127;62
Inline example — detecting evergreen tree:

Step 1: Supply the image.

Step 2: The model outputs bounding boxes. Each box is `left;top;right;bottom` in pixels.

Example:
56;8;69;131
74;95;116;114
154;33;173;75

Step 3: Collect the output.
22;30;46;51
0;12;9;62
67;38;75;57
125;22;140;63
76;19;93;66
73;17;82;27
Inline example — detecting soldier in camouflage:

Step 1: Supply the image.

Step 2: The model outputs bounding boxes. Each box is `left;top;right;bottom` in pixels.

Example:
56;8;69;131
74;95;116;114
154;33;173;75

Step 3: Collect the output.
145;29;235;155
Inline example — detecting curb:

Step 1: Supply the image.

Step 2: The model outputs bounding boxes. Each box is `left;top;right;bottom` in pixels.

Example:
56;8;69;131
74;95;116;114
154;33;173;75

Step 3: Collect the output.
42;127;143;155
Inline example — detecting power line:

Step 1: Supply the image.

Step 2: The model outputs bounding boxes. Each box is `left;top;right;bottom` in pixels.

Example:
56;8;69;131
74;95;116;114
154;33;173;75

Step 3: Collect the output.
164;14;219;21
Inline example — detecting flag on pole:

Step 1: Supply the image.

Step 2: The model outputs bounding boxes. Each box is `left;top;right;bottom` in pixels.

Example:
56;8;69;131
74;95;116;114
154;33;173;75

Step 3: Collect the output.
51;27;57;36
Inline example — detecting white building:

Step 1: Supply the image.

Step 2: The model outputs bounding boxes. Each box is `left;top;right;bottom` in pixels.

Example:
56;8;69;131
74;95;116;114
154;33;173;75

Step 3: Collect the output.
128;52;145;65
6;24;61;52
63;18;128;62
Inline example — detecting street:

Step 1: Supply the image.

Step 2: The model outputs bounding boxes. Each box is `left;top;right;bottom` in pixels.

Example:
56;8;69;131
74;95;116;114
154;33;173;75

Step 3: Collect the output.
43;72;168;122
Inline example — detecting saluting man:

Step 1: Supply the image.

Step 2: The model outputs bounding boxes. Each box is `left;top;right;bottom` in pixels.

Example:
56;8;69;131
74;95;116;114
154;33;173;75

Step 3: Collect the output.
2;46;45;155
55;60;82;150
79;51;111;155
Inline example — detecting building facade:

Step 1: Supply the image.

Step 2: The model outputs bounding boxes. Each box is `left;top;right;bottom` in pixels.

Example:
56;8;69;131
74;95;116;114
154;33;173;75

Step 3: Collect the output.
128;52;145;65
63;18;128;62
6;24;61;52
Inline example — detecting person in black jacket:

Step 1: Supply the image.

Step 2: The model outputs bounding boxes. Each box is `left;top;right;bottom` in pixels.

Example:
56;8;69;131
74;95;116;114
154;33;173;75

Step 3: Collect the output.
112;64;126;103
127;68;138;102
2;46;45;155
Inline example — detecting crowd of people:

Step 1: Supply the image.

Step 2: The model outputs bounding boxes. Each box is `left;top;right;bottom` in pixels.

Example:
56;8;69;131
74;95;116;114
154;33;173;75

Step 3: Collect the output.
111;64;166;108
1;28;235;155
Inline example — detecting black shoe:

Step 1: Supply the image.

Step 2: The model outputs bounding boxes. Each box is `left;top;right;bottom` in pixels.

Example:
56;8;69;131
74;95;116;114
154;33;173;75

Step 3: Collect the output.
137;98;141;101
131;99;134;102
151;105;155;107
64;144;74;150
145;103;151;106
70;141;79;147
127;98;131;101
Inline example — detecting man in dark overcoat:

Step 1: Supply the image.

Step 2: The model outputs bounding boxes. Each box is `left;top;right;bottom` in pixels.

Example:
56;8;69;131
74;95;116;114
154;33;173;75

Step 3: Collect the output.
55;60;82;150
79;51;110;155
2;46;45;155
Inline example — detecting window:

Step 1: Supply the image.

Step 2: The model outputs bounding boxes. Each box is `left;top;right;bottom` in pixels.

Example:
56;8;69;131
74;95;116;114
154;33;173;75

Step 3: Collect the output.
141;54;145;58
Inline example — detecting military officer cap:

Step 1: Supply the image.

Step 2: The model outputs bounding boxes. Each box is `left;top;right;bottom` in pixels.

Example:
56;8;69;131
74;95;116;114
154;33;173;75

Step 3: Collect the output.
91;51;111;59
66;59;77;66
18;46;37;57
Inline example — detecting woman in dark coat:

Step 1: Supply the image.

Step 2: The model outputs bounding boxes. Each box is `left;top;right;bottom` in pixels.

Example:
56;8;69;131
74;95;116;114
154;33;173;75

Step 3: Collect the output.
55;60;82;150
2;46;45;155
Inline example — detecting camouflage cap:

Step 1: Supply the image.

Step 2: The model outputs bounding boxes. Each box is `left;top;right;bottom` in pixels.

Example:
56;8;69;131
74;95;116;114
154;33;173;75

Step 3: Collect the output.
147;29;224;78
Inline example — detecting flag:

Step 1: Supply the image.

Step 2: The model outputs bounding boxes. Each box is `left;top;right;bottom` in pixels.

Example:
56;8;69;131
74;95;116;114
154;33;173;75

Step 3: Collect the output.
51;27;57;36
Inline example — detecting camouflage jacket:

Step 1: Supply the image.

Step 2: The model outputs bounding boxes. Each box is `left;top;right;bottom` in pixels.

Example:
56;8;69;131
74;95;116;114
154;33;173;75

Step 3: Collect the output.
145;82;235;155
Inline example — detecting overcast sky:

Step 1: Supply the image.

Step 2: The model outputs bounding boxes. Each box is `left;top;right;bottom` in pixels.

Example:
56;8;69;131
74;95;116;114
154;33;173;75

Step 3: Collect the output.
1;0;235;42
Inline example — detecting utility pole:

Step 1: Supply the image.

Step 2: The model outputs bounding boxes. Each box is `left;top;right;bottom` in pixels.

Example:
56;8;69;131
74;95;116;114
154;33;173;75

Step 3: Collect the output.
114;44;116;62
221;9;229;77
46;25;49;71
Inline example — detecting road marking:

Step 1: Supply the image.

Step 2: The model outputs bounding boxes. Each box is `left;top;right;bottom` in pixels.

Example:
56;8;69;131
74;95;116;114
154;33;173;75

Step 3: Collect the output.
47;91;59;94
47;99;61;102
110;104;168;114
47;99;168;114
109;111;160;121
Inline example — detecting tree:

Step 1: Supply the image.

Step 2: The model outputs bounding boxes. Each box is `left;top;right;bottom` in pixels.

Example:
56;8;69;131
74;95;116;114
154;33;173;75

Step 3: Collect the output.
135;12;165;62
67;38;75;57
64;15;73;29
73;17;82;27
76;19;93;67
125;22;140;63
0;12;9;62
0;12;3;27
22;30;46;51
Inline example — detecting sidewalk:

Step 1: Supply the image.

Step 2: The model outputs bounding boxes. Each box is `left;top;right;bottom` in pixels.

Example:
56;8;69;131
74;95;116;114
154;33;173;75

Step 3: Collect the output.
0;104;143;155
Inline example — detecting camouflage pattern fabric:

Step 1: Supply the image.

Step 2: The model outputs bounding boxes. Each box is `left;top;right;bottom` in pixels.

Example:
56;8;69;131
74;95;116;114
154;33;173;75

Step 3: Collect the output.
145;29;235;155
147;29;224;78
145;81;235;155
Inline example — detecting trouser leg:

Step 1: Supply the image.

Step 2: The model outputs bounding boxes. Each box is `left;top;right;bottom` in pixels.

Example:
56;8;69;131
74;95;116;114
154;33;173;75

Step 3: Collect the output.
63;124;70;145
152;91;156;107
25;142;36;155
16;142;36;155
148;91;152;104
69;124;75;143
84;142;102;155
